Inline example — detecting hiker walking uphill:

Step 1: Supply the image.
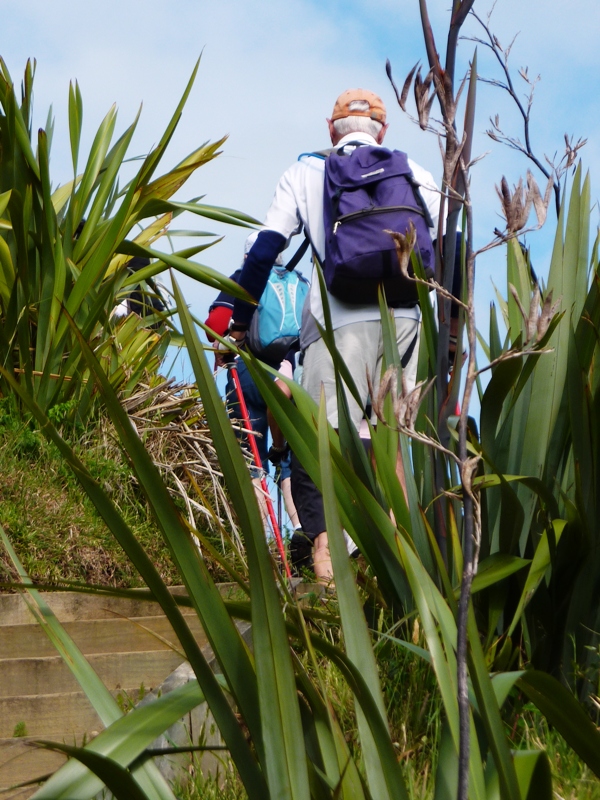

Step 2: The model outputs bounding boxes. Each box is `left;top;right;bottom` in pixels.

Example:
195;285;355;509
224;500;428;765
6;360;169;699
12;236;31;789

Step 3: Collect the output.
224;88;441;583
205;232;308;550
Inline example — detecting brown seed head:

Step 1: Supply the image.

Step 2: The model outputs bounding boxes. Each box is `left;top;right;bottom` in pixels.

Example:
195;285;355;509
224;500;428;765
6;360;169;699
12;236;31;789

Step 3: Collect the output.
385;223;417;278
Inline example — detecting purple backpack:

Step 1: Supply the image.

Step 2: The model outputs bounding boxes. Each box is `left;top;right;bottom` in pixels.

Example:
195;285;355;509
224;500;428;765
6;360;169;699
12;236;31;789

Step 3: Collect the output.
322;144;435;305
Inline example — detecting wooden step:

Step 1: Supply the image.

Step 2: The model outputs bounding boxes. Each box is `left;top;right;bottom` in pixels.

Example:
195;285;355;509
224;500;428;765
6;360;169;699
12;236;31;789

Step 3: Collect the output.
0;614;208;659
0;587;251;798
0;688;144;739
0;585;240;626
0;650;185;698
0;738;67;797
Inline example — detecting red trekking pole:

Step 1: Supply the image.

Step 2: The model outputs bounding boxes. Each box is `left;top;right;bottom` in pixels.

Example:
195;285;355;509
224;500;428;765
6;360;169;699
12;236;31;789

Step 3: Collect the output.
228;362;292;579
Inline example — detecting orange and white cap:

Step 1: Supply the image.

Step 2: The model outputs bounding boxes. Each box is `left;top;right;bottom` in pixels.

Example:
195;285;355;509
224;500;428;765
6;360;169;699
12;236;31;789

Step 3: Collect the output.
330;89;386;124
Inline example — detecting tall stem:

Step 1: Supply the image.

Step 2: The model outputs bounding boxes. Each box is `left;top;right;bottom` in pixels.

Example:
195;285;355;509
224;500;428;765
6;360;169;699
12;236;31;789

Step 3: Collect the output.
456;170;478;800
446;1;476;84
413;7;479;797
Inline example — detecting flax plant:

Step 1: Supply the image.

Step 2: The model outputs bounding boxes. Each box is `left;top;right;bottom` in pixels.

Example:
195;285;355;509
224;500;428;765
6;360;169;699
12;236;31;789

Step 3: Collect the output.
0;58;254;422
5;179;600;800
383;3;600;796
3;7;600;798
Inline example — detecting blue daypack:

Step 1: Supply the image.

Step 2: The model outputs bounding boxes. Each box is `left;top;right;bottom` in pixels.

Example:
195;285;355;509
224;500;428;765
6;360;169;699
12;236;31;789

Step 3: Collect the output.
322;144;435;305
247;267;309;364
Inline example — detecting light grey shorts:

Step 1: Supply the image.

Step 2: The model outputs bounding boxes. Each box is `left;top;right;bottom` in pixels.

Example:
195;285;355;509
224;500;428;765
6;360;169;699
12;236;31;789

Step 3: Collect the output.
301;317;420;430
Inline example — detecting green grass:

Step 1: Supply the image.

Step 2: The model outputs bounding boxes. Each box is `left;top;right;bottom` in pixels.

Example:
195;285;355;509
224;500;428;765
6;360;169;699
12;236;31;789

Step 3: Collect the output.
0;388;244;588
507;701;600;799
179;773;248;800
0;404;178;588
378;621;443;795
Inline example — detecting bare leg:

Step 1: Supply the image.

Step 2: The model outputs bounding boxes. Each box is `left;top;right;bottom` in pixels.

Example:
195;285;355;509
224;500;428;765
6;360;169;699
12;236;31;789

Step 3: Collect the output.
252;477;269;531
280;477;300;529
313;532;333;584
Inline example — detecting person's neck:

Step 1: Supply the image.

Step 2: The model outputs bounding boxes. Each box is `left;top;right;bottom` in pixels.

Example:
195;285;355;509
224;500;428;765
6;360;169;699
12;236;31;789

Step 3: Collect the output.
334;131;378;147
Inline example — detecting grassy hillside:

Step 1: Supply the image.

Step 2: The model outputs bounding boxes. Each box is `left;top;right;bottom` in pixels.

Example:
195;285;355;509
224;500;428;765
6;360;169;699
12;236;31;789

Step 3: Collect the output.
0;382;239;589
0;400;176;587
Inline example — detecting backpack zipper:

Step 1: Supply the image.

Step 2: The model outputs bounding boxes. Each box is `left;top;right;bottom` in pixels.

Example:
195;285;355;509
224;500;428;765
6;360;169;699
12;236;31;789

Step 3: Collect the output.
333;204;425;234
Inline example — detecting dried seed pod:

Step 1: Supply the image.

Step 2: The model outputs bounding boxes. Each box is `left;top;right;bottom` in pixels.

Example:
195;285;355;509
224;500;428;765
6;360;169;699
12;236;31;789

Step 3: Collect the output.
564;134;587;169
414;66;436;129
372;365;398;421
537;290;561;341
394;378;434;431
527;170;552;228
433;69;455;124
526;283;541;343
386;59;418;112
496;175;533;233
385;223;417;277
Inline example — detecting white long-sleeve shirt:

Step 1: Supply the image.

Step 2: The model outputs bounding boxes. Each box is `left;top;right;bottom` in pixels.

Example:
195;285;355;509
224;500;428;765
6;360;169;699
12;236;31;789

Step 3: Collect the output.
260;132;441;348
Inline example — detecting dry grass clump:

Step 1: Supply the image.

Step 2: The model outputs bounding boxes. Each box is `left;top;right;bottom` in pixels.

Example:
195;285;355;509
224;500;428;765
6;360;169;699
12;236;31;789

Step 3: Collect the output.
94;378;247;568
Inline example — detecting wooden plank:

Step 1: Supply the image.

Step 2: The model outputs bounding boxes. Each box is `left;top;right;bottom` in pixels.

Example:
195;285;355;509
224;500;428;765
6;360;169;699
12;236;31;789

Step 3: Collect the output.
0;585;243;626
0;587;195;626
0;650;185;698
0;621;253;795
0;688;144;738
0;615;207;659
0;739;66;798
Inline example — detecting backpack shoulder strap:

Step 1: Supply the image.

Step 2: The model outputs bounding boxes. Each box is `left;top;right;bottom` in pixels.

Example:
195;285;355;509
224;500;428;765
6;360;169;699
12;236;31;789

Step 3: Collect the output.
298;147;335;161
405;172;435;229
299;141;371;161
284;235;310;272
393;151;434;228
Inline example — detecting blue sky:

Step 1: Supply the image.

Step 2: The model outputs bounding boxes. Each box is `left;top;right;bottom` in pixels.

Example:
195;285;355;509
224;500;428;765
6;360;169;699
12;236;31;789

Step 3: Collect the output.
3;0;600;381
